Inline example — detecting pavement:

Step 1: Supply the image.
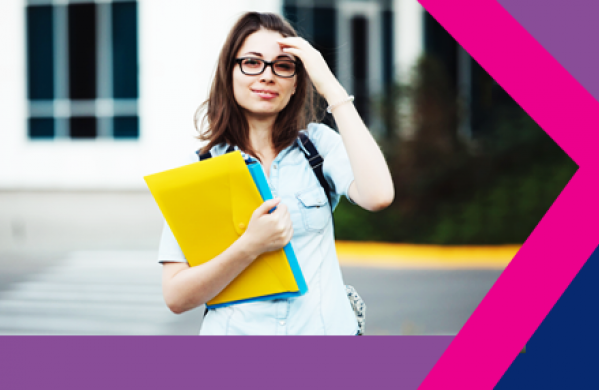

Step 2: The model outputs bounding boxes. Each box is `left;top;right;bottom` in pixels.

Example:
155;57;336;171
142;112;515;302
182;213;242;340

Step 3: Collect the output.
0;190;511;335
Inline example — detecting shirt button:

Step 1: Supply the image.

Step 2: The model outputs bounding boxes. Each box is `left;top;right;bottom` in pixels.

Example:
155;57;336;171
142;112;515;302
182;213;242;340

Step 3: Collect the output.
279;321;286;326
238;223;246;230
273;164;278;169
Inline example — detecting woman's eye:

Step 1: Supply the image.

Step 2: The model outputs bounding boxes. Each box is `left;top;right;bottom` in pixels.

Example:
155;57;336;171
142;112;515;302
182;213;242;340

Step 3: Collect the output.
243;59;261;68
275;62;295;72
275;63;291;70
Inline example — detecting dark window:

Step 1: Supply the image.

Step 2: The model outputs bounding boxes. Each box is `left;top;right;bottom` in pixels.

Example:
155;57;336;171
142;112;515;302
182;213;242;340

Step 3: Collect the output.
68;3;97;99
29;118;55;139
27;6;54;100
112;2;138;98
283;5;298;26
424;11;457;90
351;16;369;124
313;7;337;76
382;10;394;87
113;116;139;139
70;117;97;139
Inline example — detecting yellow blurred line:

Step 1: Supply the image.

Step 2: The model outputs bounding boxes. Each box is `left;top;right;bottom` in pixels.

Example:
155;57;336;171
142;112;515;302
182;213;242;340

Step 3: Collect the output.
335;241;521;269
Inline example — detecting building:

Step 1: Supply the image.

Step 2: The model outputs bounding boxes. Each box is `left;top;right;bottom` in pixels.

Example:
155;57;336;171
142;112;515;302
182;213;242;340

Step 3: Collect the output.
1;0;487;191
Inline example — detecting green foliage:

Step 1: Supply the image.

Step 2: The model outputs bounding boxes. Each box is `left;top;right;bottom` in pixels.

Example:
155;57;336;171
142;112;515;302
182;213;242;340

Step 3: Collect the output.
333;55;578;244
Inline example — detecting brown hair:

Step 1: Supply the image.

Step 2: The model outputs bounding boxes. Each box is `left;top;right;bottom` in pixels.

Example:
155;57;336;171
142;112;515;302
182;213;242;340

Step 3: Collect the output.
194;12;316;159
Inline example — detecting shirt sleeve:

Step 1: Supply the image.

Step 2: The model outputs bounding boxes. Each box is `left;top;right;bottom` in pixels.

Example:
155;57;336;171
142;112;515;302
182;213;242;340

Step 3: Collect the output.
307;123;356;210
155;151;200;264
157;220;188;263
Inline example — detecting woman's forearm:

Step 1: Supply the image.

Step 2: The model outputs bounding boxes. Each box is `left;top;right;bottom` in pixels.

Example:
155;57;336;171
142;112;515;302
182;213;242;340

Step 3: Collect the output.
325;84;395;211
163;198;292;314
163;235;259;314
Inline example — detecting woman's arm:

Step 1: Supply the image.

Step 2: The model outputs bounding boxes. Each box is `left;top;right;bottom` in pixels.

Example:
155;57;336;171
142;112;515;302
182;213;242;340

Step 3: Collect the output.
162;198;293;314
279;38;394;211
326;89;395;211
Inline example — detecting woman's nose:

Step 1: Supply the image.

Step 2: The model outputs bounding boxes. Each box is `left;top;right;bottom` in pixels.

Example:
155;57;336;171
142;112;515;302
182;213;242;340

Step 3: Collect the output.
260;64;275;82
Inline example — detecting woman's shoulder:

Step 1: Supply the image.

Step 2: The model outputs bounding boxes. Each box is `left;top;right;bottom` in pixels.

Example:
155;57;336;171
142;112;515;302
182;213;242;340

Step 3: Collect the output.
304;122;342;153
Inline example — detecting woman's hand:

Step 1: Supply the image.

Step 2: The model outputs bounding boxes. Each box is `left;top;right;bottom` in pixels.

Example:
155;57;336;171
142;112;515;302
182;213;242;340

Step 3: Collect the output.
242;198;294;257
277;37;347;102
161;198;292;314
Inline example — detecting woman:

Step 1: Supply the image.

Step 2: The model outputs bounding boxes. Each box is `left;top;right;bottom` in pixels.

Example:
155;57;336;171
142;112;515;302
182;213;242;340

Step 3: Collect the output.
158;12;394;335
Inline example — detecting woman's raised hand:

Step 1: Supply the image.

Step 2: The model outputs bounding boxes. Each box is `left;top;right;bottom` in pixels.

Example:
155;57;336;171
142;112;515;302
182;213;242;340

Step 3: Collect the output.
242;198;294;258
277;37;346;102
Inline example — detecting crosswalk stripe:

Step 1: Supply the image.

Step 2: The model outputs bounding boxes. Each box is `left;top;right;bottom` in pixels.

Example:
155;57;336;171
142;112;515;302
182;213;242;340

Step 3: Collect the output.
1;290;165;304
0;314;166;335
0;251;185;335
10;281;164;295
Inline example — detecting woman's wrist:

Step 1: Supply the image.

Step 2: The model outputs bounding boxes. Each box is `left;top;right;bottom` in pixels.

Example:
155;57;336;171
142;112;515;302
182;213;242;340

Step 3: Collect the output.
321;79;348;104
235;233;261;263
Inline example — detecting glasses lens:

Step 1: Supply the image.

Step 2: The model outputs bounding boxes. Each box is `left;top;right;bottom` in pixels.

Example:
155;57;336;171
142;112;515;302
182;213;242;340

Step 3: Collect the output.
240;58;264;74
273;60;296;77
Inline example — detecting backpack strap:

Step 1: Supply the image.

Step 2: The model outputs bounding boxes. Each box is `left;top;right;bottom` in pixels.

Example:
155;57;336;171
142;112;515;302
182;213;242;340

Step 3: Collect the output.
298;132;333;212
197;144;235;161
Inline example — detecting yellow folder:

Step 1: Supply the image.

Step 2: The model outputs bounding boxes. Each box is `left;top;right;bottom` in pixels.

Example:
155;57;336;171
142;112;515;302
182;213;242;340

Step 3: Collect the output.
144;151;306;308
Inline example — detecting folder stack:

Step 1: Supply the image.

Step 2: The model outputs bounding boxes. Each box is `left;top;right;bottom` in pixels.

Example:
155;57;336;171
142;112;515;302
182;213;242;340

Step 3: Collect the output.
144;151;308;308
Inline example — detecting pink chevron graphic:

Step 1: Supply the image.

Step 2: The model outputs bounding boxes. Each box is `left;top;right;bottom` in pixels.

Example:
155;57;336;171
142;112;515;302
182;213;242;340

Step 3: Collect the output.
417;0;599;389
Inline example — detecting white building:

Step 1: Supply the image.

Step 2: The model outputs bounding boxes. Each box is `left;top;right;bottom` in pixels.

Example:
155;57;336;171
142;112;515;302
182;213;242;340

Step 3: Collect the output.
1;0;472;191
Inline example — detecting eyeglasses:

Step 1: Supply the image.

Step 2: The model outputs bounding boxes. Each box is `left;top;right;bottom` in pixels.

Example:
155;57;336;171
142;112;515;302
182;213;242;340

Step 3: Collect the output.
235;57;298;78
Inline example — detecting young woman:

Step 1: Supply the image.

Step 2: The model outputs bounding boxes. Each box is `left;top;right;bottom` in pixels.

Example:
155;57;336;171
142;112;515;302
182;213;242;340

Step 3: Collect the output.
158;12;394;335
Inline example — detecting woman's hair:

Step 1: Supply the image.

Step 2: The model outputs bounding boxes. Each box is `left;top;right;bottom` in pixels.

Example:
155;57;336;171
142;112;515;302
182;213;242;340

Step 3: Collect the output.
195;12;317;159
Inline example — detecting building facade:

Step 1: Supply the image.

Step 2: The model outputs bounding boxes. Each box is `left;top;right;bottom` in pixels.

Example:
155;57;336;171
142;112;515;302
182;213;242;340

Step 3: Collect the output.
2;0;486;190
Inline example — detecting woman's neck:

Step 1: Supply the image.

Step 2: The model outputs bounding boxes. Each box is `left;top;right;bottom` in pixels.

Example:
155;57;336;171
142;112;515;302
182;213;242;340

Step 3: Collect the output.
247;115;276;160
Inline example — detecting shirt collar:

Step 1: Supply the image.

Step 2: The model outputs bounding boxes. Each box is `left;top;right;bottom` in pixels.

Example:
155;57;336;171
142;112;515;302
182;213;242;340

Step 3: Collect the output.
218;133;306;162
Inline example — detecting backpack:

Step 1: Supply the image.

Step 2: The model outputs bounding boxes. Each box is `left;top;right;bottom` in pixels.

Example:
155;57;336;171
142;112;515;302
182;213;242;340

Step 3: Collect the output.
197;132;365;335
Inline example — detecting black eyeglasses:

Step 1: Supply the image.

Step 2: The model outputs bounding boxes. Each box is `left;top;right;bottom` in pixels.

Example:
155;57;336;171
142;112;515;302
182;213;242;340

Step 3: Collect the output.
235;57;298;78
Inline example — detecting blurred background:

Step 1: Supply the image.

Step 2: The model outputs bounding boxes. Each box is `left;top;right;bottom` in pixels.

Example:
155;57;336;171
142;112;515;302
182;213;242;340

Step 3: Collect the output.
0;0;576;335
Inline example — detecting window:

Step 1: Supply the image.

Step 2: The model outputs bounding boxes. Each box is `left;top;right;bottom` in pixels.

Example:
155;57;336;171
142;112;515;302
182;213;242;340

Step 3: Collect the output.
26;0;139;140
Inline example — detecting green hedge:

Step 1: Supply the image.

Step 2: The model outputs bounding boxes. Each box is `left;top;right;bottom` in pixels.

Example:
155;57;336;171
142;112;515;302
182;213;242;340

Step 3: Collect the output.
332;56;578;245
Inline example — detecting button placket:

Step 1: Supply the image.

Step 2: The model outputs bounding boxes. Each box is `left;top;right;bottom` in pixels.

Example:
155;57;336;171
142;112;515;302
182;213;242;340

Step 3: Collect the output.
275;299;288;335
270;160;279;198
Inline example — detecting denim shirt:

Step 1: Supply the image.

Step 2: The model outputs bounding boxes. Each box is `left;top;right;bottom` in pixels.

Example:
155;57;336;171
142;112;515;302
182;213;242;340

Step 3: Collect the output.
157;123;359;335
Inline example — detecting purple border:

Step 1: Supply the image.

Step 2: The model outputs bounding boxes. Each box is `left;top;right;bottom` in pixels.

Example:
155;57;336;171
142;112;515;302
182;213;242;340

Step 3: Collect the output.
498;0;599;103
0;336;452;389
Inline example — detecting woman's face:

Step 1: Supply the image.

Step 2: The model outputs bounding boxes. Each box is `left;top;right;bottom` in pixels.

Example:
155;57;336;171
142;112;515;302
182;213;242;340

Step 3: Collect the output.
232;29;297;121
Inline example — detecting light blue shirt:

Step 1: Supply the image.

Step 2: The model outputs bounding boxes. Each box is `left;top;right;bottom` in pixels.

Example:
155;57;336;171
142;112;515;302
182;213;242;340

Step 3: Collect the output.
158;123;359;335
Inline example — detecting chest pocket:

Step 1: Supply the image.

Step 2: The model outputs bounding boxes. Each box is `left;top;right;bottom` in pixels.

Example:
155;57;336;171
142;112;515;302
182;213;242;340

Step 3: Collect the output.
296;186;331;233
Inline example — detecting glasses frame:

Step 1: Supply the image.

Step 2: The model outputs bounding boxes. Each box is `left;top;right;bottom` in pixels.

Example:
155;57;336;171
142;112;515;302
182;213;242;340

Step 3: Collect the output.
235;57;298;78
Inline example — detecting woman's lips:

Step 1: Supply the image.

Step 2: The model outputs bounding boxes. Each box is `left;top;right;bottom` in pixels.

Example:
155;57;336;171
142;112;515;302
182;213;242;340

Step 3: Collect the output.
252;90;279;99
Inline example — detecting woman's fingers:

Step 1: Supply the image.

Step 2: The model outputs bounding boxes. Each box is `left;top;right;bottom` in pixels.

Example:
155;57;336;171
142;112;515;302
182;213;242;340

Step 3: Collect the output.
277;37;312;57
253;198;280;218
276;36;306;47
281;47;301;57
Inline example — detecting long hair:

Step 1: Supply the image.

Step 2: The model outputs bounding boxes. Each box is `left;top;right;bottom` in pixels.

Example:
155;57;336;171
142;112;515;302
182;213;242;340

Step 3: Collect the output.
195;12;316;159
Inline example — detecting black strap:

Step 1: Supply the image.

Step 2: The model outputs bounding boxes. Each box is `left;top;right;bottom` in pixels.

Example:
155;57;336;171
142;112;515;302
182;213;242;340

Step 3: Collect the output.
297;133;333;213
197;144;234;161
